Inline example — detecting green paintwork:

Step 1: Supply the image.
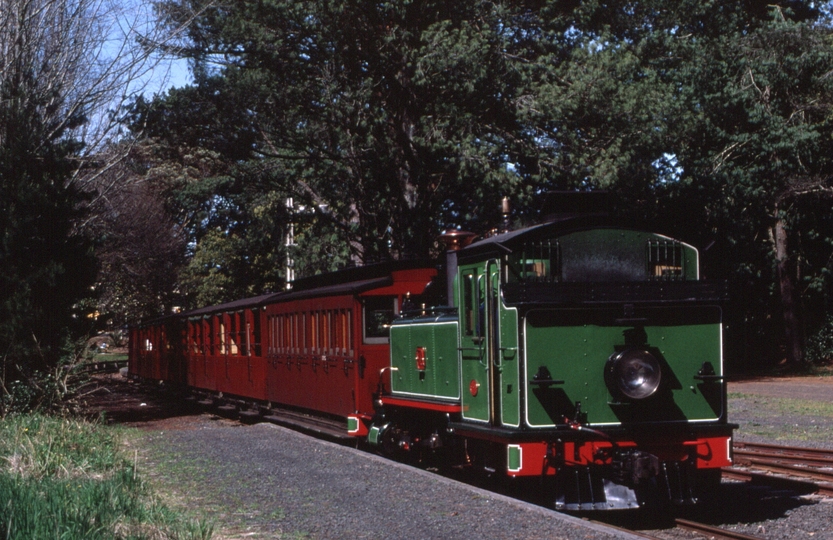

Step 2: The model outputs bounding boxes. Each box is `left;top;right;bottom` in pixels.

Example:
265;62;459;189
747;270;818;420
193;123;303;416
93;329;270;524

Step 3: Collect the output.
368;425;381;445
459;266;489;421
524;307;723;427
389;316;460;399
498;302;520;426
508;445;522;471
453;260;522;425
459;332;489;420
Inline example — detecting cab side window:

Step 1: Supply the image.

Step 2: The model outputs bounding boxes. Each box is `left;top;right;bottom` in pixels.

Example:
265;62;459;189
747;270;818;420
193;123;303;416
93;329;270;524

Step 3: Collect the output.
363;296;397;344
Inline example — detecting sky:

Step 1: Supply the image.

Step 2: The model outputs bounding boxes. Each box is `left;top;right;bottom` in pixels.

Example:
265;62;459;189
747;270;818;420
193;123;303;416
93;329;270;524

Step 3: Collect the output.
111;0;194;99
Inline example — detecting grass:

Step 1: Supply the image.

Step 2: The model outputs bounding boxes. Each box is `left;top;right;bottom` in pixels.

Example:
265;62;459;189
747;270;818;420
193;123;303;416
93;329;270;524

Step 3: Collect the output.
728;393;833;443
728;392;833;416
0;414;214;540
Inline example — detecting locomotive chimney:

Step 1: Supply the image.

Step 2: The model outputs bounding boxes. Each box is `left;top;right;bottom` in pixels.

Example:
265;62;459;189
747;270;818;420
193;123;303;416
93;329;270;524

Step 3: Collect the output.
438;230;476;307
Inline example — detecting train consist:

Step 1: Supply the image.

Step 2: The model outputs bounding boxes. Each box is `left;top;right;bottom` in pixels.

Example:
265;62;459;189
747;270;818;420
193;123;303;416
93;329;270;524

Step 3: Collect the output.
130;205;734;511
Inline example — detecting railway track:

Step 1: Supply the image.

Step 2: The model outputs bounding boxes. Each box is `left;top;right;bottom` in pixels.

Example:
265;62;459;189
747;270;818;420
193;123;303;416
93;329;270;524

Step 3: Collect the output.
726;441;833;496
592;516;767;540
673;518;764;540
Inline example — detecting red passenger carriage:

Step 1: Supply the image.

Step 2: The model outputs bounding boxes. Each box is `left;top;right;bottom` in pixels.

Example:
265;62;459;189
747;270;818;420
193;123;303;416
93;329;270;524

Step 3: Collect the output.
185;294;273;400
129;315;187;385
129;262;438;431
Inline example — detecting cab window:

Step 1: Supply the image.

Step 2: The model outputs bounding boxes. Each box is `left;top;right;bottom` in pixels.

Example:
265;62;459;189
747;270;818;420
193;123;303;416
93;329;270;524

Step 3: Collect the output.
363;296;397;344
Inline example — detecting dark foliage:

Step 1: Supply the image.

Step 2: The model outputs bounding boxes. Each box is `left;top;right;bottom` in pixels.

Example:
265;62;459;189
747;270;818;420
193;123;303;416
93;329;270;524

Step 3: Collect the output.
127;0;833;368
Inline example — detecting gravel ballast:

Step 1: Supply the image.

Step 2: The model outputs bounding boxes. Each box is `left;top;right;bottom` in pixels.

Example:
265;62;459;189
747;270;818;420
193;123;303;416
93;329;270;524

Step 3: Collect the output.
139;420;634;539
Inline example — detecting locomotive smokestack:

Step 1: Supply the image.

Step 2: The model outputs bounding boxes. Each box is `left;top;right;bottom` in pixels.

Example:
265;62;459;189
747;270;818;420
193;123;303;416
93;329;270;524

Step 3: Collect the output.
438;230;476;306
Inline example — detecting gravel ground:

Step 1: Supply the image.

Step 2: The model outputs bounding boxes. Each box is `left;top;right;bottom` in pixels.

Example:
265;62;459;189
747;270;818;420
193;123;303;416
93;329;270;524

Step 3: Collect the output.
135;419;633;540
729;376;833;450
88;374;833;539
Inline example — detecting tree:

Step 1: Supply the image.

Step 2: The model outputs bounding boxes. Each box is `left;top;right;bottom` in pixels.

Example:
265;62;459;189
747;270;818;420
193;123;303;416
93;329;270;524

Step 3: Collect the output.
136;0;833;368
523;2;833;367
502;2;833;368
92;144;188;326
669;16;833;366
0;0;192;413
1;0;98;410
139;0;537;264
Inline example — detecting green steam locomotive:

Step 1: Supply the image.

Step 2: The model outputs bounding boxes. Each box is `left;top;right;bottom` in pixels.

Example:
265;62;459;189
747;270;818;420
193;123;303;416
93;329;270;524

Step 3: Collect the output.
368;200;733;510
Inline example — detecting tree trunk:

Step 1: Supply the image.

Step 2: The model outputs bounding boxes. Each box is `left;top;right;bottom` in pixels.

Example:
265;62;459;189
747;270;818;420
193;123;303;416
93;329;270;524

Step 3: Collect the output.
774;212;804;364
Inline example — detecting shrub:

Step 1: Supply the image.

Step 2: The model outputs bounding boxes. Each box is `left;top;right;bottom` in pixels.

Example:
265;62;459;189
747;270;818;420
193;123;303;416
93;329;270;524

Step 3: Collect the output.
806;314;833;365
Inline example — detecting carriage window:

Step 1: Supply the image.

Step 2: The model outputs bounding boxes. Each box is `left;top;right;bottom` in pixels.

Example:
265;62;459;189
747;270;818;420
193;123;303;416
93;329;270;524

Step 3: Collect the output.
245;321;252;356
202;319;211;354
163;327;169;350
292;313;298;354
363;296;397;344
190;322;199;354
319;311;329;352
282;314;288;354
229;313;239;355
310;312;318;353
218;318;227;355
342;310;353;355
271;314;279;356
300;312;307;354
252;310;261;356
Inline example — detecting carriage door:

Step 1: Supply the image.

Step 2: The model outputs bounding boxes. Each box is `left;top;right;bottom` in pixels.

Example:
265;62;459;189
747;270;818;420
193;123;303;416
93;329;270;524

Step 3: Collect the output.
460;266;490;422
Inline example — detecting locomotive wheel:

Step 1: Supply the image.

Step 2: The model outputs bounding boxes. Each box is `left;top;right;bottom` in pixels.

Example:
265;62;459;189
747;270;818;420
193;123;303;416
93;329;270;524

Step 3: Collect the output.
374;422;402;458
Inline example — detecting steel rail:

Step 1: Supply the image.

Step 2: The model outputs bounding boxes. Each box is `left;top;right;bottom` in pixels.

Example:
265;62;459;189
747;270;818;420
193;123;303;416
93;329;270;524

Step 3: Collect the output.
674;518;764;540
590;516;767;540
587;520;660;539
739;458;833;483
734;448;833;468
734;441;833;460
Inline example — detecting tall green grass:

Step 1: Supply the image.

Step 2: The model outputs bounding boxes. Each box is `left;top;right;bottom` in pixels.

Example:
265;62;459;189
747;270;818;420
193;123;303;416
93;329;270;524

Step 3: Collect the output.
0;414;213;540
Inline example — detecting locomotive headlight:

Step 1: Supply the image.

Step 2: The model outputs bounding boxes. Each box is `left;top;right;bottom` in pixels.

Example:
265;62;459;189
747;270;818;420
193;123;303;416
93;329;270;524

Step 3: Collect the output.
607;349;661;400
